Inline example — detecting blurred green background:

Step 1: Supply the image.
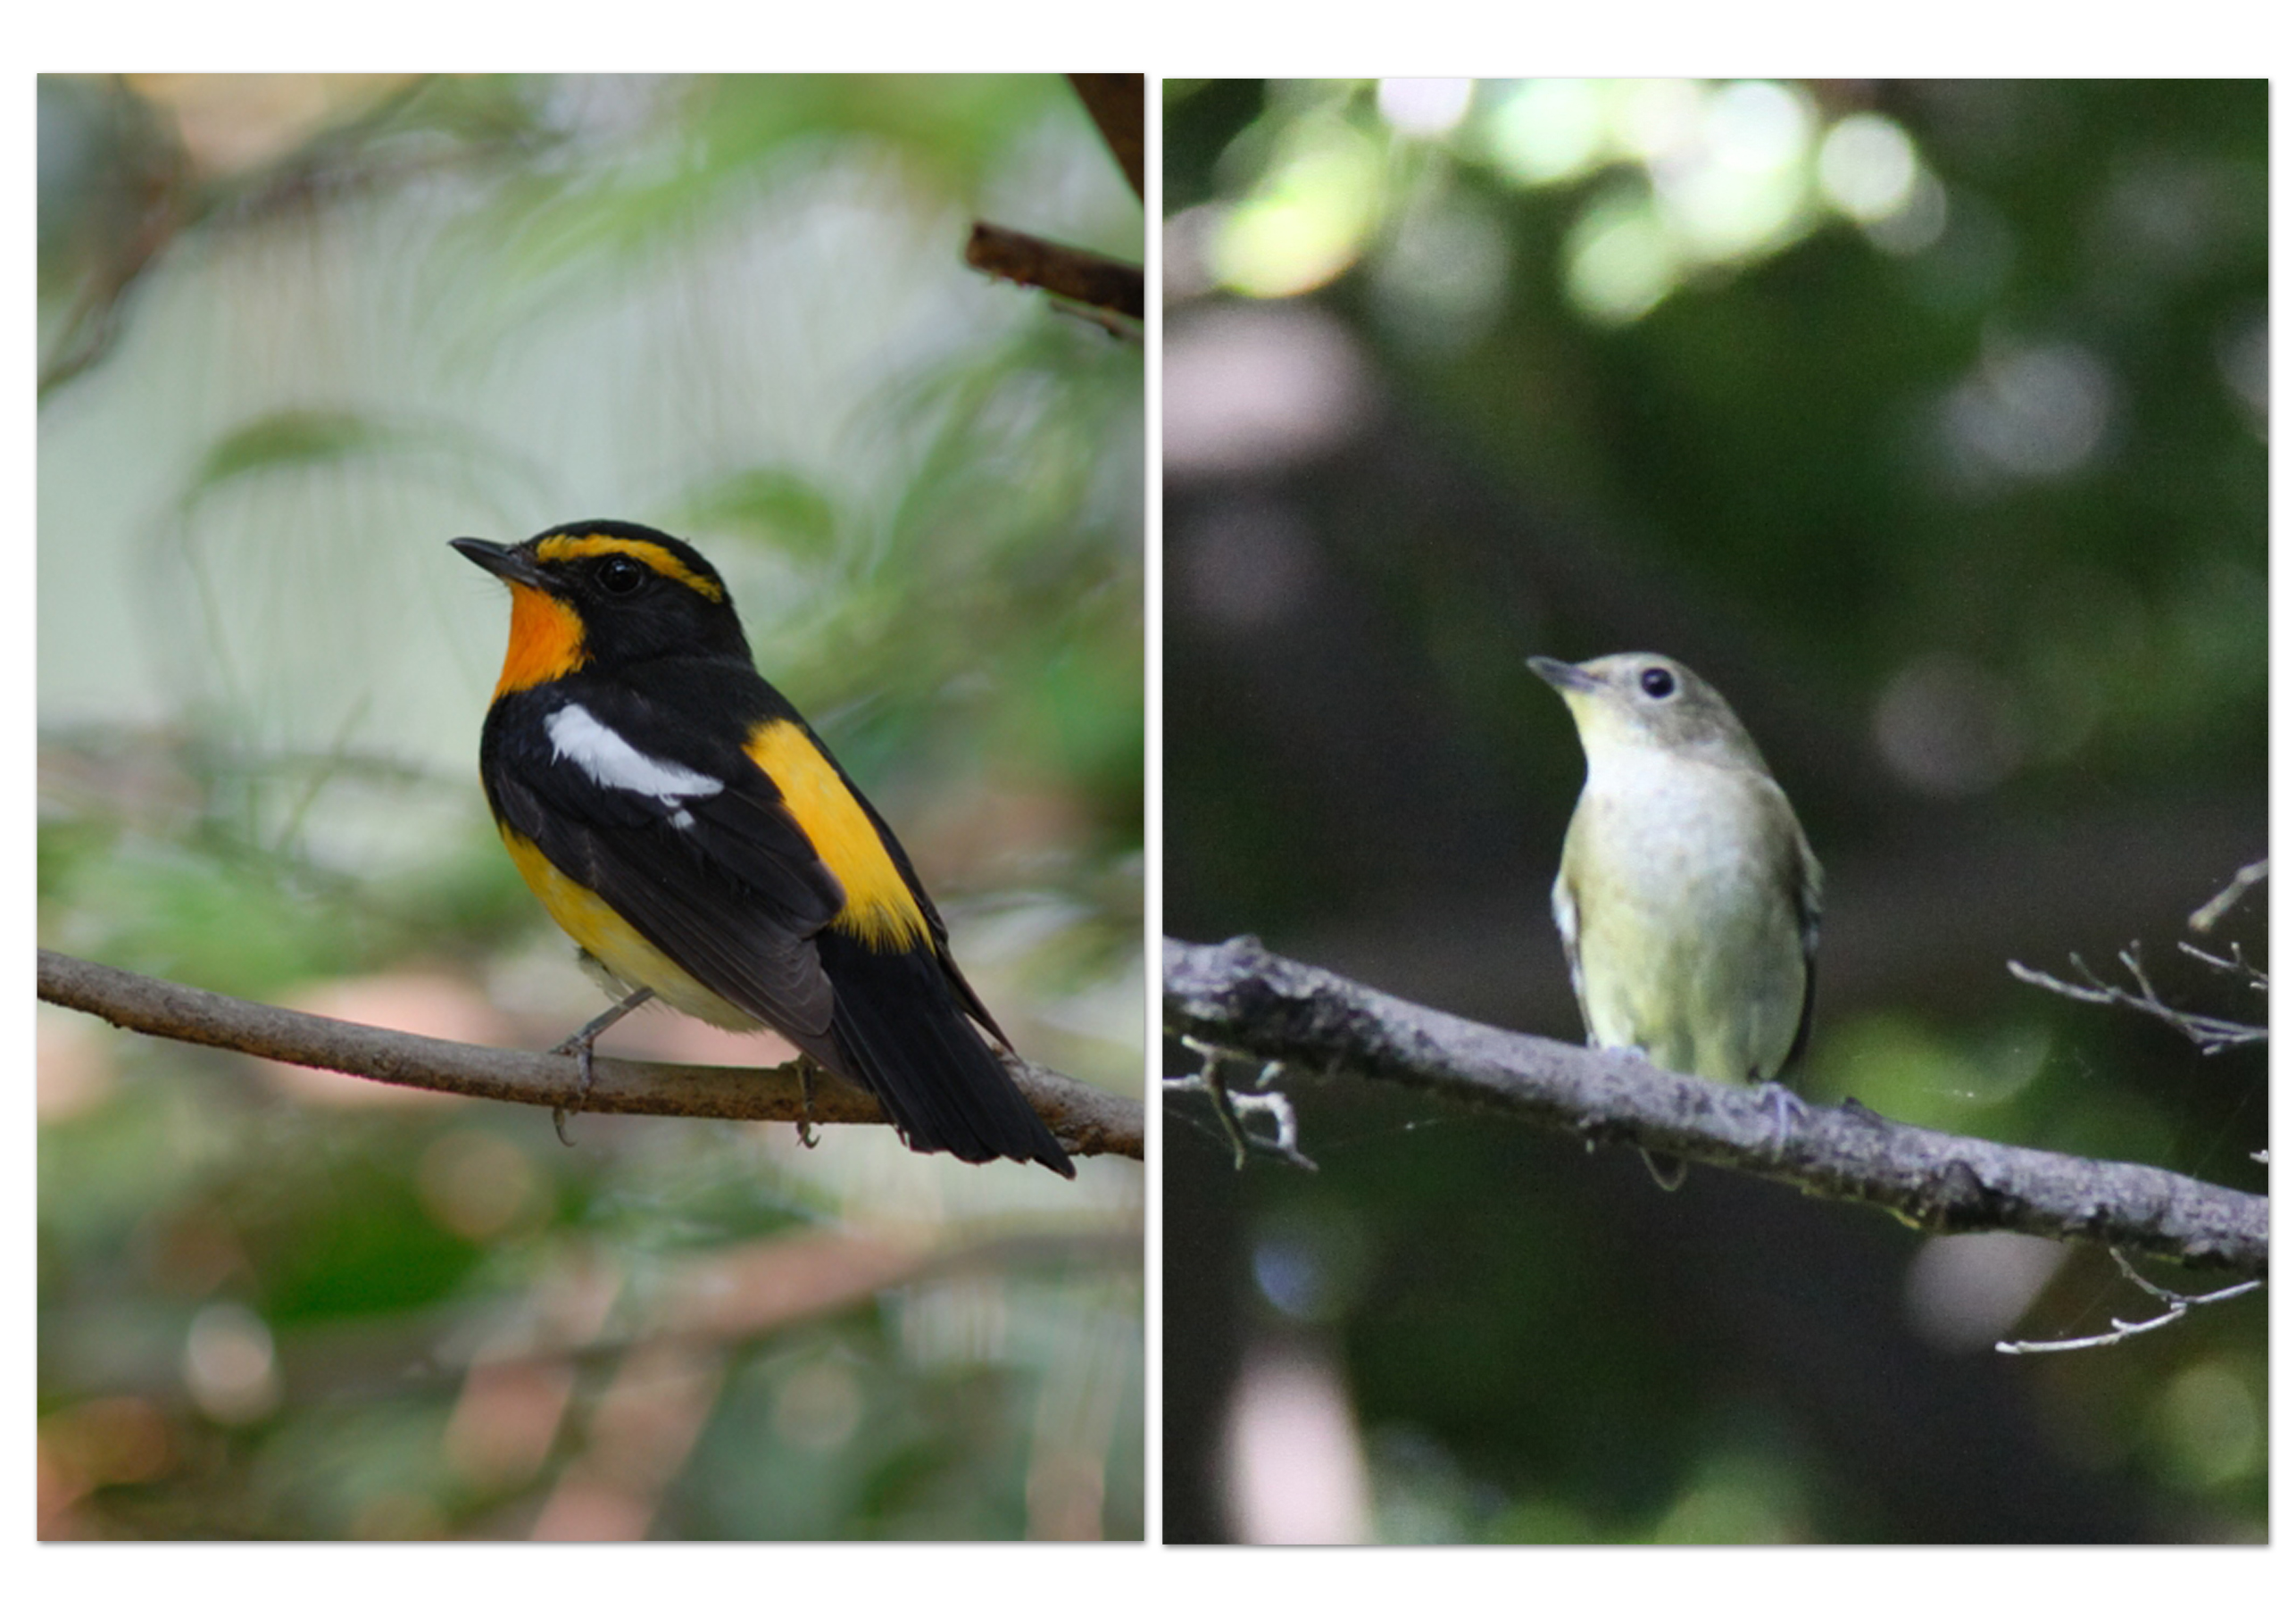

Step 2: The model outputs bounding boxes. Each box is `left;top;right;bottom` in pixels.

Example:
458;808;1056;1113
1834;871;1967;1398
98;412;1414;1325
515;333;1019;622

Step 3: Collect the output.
38;73;1143;1540
1161;79;2264;1544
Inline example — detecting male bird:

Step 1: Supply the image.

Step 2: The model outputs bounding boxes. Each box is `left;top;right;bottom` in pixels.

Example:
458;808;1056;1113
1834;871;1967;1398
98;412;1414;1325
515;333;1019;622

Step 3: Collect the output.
455;520;1073;1176
1528;653;1820;1187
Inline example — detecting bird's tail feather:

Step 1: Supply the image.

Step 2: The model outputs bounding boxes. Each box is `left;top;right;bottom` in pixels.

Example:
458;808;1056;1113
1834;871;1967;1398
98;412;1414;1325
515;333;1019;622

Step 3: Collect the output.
819;936;1076;1177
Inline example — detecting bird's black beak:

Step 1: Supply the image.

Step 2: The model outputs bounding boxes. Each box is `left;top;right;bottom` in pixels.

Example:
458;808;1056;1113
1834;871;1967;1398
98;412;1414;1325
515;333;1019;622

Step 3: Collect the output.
452;537;548;590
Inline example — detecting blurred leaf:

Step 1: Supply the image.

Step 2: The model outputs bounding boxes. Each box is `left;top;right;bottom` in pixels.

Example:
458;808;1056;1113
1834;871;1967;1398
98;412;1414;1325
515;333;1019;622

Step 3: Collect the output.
682;467;843;562
39;72;1142;1542
189;410;403;490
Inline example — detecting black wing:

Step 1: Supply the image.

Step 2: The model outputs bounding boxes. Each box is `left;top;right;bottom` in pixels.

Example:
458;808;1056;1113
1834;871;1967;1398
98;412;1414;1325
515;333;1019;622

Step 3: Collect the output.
481;670;848;1054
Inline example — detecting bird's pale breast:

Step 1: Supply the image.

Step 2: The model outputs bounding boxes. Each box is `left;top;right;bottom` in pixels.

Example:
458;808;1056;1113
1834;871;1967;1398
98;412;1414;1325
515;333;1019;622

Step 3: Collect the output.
1563;746;1806;1083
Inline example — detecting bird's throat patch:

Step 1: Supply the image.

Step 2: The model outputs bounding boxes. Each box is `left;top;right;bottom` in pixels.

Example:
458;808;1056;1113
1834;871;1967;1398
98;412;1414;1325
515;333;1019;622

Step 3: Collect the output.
494;582;588;697
746;719;928;952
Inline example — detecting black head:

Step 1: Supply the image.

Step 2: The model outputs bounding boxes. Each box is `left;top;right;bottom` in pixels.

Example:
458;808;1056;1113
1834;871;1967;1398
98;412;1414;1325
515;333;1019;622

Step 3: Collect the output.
452;520;752;670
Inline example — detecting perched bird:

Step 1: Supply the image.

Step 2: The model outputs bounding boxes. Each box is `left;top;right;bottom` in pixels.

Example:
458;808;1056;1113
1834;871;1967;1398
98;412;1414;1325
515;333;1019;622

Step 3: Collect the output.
1528;653;1820;1187
454;520;1074;1176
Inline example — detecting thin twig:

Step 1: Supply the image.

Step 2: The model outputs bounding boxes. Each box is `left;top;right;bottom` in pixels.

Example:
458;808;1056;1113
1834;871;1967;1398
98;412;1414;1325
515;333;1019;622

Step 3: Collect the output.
1165;1043;1318;1170
964;222;1144;325
2177;937;2267;991
2188;858;2267;935
2008;947;2267;1054
1996;1248;2266;1354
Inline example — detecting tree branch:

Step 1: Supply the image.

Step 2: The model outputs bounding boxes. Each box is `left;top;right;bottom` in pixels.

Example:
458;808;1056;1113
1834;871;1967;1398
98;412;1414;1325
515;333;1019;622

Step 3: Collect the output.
1064;73;1144;201
1162;937;2266;1277
964;223;1144;325
38;949;1142;1162
960;77;1143;329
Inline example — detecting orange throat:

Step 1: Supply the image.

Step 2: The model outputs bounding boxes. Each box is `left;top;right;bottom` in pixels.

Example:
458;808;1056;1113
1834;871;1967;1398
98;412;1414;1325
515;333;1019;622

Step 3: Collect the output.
495;583;587;696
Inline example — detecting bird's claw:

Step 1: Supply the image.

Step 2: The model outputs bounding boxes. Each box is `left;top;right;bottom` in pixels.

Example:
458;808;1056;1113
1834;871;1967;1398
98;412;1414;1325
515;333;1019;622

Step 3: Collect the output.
1754;1080;1807;1158
544;986;653;1145
795;1058;820;1149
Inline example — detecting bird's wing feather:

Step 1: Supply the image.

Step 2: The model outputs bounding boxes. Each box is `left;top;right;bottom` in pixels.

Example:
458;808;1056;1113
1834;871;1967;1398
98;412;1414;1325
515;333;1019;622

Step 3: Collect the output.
484;682;848;1041
1551;859;1591;1027
1780;803;1824;1078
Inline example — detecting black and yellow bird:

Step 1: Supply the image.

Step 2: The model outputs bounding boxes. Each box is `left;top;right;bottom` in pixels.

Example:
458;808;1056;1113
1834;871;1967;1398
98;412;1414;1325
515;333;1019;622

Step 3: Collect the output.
453;519;1074;1176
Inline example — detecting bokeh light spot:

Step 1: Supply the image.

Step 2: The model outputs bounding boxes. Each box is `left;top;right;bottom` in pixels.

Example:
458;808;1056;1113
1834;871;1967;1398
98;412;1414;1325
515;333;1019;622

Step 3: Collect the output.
1222;1344;1368;1544
1614;78;1705;165
1903;1232;2070;1352
1372;194;1510;350
1818;112;1920;223
418;1128;542;1241
1210;118;1382;298
2215;308;2267;436
1864;168;1951;256
1872;652;2028;797
1943;338;2117;484
1655;80;1816;263
1649;1446;1808;1543
1565;190;1680;325
1377;79;1474;138
183;1302;281;1424
1481;79;1606;186
2156;1360;2263;1488
1163;304;1369;476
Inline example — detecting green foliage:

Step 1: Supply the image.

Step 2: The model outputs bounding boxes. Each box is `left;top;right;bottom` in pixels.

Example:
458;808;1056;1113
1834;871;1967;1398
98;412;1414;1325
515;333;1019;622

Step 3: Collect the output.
1163;79;2263;1545
39;73;1141;1541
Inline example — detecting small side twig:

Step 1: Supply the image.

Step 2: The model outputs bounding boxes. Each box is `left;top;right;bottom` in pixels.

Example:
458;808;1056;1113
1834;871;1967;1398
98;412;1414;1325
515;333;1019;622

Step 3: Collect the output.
956;76;1142;332
2187;858;2267;935
2178;938;2267;992
1165;1041;1318;1171
2008;945;2266;1054
964;222;1144;326
1997;1248;2266;1355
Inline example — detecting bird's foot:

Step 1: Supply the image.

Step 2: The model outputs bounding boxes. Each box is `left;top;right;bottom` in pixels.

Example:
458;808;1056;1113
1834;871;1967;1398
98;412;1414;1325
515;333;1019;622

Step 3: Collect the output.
1639;1149;1689;1191
794;1057;820;1149
1754;1080;1808;1158
546;987;655;1145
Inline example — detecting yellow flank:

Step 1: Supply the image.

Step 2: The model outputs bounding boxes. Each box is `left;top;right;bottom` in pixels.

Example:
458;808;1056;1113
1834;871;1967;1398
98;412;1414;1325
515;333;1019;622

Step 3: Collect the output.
535;533;726;602
746;719;929;953
495;583;588;697
499;828;761;1030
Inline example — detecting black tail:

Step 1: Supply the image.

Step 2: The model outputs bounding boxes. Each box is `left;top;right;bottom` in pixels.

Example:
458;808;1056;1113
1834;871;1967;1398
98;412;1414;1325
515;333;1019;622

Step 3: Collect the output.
819;935;1076;1177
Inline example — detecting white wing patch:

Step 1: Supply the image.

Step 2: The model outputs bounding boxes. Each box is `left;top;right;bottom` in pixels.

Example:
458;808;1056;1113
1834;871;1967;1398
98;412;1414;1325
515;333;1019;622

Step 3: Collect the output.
545;704;722;827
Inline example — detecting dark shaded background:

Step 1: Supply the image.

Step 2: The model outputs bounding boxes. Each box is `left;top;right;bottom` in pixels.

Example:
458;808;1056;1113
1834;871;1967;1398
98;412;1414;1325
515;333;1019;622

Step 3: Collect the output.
1162;79;2265;1544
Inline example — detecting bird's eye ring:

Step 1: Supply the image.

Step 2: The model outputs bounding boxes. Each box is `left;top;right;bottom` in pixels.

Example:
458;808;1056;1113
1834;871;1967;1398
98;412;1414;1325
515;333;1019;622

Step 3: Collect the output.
595;555;647;595
1639;666;1676;699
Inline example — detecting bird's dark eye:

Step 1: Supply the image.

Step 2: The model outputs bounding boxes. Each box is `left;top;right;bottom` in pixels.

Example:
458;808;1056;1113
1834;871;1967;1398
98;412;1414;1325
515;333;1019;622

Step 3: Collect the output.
595;554;646;595
1639;666;1676;699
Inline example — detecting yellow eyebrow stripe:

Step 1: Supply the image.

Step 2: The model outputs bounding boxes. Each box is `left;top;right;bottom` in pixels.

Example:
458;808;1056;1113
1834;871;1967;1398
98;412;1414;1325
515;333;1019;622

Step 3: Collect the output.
534;534;725;601
746;719;928;954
